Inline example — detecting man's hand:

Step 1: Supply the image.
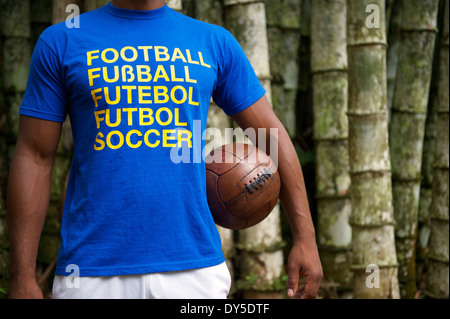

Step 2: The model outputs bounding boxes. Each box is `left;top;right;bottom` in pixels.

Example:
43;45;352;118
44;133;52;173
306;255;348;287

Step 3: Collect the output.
287;240;323;299
231;96;323;299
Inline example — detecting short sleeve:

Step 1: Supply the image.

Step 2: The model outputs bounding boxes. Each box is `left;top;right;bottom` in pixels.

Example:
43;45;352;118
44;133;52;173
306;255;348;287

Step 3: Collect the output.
212;30;266;116
19;38;67;123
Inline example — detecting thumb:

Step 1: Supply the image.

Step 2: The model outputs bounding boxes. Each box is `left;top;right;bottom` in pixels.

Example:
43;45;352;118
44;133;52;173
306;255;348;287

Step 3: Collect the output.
287;264;300;298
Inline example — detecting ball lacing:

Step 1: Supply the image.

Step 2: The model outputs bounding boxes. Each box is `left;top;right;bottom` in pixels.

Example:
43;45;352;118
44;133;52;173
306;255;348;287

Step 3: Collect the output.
245;168;272;194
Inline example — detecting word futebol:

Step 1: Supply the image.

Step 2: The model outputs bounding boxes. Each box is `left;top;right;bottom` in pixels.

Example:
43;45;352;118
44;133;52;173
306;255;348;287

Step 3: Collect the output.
87;46;210;108
180;303;270;317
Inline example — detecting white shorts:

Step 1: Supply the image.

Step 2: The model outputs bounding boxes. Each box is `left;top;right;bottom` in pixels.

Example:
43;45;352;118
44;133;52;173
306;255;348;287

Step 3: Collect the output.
52;262;231;299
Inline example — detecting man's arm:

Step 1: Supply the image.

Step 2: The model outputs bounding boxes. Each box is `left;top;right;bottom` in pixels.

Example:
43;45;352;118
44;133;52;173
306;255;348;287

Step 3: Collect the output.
7;115;62;299
230;96;323;299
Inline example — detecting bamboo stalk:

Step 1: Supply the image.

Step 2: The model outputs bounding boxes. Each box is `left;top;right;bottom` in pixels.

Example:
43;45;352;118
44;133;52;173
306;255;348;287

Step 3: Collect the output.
266;0;285;137
194;0;236;297
0;5;8;291
385;0;395;35
426;0;449;299
386;0;403;112
224;0;272;97
389;0;439;298
1;0;30;138
167;0;183;12
83;0;109;12
181;0;194;16
311;0;352;295
272;0;301;138
347;0;400;299
30;0;52;46
0;0;31;293
194;0;224;25
295;0;312;141
224;0;284;299
416;0;447;286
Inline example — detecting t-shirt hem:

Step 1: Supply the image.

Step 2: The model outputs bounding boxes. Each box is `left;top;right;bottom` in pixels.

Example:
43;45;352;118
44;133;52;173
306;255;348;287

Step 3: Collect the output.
20;106;66;123
222;88;266;116
54;255;226;277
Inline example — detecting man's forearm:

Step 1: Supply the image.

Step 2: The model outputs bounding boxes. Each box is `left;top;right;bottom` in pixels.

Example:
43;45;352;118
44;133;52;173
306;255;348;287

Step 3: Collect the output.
231;96;323;298
273;126;316;243
7;152;53;282
231;96;315;241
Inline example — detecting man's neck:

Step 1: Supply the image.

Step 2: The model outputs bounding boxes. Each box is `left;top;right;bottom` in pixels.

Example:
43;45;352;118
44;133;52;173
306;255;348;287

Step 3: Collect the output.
110;0;166;10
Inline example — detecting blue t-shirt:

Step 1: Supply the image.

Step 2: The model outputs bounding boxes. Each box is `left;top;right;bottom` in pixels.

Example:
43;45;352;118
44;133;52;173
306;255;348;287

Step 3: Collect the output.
20;3;265;276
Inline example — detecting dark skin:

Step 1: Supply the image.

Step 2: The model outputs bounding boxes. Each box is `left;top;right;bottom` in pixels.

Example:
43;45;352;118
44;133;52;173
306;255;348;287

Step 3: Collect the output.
7;117;62;299
7;0;322;299
231;97;323;299
111;0;166;10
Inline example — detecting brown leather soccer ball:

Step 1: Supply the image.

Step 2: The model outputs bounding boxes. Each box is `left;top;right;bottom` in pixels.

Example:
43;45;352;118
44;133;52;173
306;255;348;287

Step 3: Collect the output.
205;143;281;230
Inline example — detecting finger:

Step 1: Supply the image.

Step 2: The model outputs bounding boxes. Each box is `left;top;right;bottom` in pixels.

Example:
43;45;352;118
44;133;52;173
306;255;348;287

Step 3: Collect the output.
293;286;305;299
287;264;300;298
299;274;321;299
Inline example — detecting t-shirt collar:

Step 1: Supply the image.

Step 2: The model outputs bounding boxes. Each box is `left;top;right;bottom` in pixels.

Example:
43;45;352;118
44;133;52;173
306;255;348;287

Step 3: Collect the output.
103;1;171;20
